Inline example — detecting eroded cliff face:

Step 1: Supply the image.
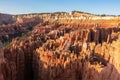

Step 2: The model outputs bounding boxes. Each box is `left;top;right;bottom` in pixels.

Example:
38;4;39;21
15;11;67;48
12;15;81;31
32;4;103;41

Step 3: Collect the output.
0;17;41;42
33;25;120;80
0;13;16;25
0;12;120;80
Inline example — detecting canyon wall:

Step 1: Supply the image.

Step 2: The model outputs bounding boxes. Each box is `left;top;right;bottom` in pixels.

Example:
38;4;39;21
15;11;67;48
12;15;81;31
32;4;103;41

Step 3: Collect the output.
0;11;120;80
0;13;16;25
0;17;41;42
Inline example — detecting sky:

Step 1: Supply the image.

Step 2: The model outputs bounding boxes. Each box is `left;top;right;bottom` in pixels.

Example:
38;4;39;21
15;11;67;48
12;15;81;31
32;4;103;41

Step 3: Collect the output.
0;0;120;15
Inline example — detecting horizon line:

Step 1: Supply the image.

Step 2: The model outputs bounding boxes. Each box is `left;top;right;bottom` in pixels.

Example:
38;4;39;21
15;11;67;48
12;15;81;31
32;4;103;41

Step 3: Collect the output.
1;10;120;16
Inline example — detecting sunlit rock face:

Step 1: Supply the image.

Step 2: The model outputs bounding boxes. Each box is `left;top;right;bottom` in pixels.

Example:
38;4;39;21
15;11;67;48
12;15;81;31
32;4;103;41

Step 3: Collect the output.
1;11;120;80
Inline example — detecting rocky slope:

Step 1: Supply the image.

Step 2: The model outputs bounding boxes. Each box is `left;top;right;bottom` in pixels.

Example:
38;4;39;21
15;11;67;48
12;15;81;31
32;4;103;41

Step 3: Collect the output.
0;11;120;80
0;17;41;42
0;13;16;25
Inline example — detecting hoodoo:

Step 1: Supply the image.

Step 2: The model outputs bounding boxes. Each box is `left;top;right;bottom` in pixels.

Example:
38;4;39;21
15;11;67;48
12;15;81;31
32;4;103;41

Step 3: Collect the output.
0;11;120;80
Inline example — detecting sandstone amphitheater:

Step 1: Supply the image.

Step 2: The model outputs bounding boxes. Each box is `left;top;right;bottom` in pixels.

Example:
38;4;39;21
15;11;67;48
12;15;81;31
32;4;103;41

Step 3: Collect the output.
0;11;120;80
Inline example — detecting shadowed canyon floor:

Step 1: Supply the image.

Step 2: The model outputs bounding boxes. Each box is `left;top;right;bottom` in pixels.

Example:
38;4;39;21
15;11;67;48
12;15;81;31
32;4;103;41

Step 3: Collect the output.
0;11;120;80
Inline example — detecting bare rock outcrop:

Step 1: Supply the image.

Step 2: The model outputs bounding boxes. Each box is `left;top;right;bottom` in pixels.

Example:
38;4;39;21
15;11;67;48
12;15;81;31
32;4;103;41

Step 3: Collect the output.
0;13;16;25
0;17;41;42
1;12;120;80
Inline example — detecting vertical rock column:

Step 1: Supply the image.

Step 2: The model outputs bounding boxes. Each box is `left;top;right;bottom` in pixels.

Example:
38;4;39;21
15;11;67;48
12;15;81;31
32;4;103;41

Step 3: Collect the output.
0;41;11;80
16;47;25;80
0;41;4;80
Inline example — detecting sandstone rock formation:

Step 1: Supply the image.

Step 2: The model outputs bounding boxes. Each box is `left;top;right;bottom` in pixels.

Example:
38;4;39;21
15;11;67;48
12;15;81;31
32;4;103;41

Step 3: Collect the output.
0;11;120;80
0;17;41;42
0;13;16;25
